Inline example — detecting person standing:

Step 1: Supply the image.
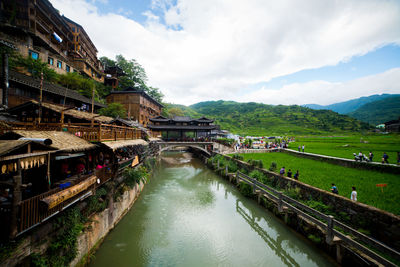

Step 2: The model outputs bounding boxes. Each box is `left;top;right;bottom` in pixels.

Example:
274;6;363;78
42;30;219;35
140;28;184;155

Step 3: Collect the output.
294;170;299;180
369;151;373;162
302;145;305;152
287;169;292;178
279;167;285;175
330;183;339;194
298;145;301;152
351;186;357;201
382;152;389;164
358;151;363;161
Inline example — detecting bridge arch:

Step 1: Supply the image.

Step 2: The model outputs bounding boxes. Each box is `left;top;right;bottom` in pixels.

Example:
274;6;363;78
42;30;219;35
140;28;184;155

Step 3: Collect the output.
158;143;211;156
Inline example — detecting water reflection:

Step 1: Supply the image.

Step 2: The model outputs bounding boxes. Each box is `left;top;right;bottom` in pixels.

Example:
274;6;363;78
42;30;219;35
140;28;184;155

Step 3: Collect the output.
89;153;335;267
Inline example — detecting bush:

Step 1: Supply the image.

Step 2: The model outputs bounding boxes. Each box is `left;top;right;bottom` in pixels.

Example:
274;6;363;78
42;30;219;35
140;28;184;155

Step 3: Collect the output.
123;166;148;188
239;182;253;197
269;162;277;172
232;154;244;161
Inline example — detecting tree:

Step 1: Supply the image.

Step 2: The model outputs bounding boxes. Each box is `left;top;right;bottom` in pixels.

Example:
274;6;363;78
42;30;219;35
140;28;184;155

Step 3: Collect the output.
98;103;126;118
167;107;184;118
100;55;164;103
11;54;58;82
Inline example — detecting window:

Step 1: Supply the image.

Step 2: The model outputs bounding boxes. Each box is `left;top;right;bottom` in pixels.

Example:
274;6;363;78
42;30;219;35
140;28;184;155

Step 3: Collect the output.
66;65;70;72
57;60;62;69
72;27;75;32
29;50;39;60
48;57;54;65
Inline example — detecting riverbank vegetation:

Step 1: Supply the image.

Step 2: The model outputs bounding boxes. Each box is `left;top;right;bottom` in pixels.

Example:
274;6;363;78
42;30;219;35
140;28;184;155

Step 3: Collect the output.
289;135;400;164
237;152;400;215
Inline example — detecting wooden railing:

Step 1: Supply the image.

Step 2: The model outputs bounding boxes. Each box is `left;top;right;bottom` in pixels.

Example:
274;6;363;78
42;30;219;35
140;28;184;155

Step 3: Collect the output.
0;122;144;142
229;168;400;267
17;173;99;235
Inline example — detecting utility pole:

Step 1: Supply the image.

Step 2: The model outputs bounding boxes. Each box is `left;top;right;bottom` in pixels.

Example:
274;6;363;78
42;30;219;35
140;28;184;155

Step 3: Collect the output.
91;82;95;115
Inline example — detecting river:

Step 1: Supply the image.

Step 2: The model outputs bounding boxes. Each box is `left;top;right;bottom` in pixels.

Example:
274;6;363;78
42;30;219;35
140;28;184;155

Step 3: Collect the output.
89;152;335;267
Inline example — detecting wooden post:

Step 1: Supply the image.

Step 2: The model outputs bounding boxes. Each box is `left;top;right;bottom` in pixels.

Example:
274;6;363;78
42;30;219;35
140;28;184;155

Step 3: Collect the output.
326;215;334;245
2;51;9;107
47;152;51;190
236;171;239;184
277;192;283;213
225;165;228;176
9;159;22;238
217;160;220;169
257;192;261;204
98;124;102;142
60;111;65;124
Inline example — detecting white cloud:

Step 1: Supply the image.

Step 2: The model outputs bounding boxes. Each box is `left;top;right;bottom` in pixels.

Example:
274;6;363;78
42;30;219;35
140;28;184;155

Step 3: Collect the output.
236;68;400;105
50;0;400;105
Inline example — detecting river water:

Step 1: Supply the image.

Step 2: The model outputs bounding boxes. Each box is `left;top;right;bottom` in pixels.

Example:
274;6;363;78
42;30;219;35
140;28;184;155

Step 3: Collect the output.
89;152;335;267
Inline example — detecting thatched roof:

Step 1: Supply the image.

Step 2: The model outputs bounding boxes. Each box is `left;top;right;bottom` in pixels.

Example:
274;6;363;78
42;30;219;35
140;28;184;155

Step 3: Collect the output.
0;140;30;157
11;130;96;152
101;139;148;150
9;100;113;124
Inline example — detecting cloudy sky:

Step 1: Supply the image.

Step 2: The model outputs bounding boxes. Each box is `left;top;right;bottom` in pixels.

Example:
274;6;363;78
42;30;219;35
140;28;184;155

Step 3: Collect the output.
50;0;400;105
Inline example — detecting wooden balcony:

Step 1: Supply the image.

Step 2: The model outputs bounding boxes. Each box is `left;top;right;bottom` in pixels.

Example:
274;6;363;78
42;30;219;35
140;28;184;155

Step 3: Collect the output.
0;122;144;142
17;168;114;236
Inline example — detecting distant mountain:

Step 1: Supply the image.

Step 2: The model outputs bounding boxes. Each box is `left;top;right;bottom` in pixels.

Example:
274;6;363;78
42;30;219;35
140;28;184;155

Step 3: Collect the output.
304;94;399;114
175;100;372;135
347;96;400;125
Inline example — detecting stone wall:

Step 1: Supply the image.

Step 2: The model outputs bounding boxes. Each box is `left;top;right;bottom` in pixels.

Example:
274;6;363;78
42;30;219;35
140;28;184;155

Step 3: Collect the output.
219;154;400;251
282;149;400;174
71;181;145;266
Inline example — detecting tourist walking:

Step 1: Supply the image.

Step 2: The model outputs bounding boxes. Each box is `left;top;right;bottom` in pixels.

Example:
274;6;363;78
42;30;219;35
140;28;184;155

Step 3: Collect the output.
294;170;299;180
298;145;301;152
382;152;389;164
302;145;305;152
279;167;285;175
287;169;292;178
351;186;357;201
330;183;338;194
369;151;373;162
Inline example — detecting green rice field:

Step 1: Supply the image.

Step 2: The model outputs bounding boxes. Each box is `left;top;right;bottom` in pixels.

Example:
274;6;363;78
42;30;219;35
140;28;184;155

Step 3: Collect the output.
239;152;400;215
289;135;400;163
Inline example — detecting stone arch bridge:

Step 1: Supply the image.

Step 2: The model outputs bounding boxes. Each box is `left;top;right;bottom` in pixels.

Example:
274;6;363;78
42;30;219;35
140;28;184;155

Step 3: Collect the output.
155;141;214;156
154;141;235;156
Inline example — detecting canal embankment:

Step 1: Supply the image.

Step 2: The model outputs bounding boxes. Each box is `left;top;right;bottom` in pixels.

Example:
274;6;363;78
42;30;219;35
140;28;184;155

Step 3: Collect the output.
88;152;336;267
206;153;400;266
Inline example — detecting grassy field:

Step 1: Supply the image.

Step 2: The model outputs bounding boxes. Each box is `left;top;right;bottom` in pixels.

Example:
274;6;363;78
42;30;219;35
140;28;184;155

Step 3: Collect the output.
238;152;400;215
289;134;400;163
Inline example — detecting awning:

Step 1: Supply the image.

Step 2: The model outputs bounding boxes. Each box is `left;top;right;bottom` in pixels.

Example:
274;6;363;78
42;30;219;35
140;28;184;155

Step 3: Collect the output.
55;153;85;160
101;139;148;151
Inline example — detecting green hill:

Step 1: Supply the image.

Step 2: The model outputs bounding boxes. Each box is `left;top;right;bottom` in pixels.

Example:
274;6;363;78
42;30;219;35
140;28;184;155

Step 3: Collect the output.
347;96;400;125
176;100;371;136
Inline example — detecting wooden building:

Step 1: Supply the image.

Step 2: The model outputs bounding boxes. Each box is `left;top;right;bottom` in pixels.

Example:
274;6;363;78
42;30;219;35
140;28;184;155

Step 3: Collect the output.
104;66;125;90
148;116;217;140
62;16;104;83
105;88;163;126
384;118;400;132
7;70;106;111
0;0;76;75
0;129;148;239
8;100;112;124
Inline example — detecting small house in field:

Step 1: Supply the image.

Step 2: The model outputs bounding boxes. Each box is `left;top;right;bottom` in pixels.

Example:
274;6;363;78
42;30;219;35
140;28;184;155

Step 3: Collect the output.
384;118;400;132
